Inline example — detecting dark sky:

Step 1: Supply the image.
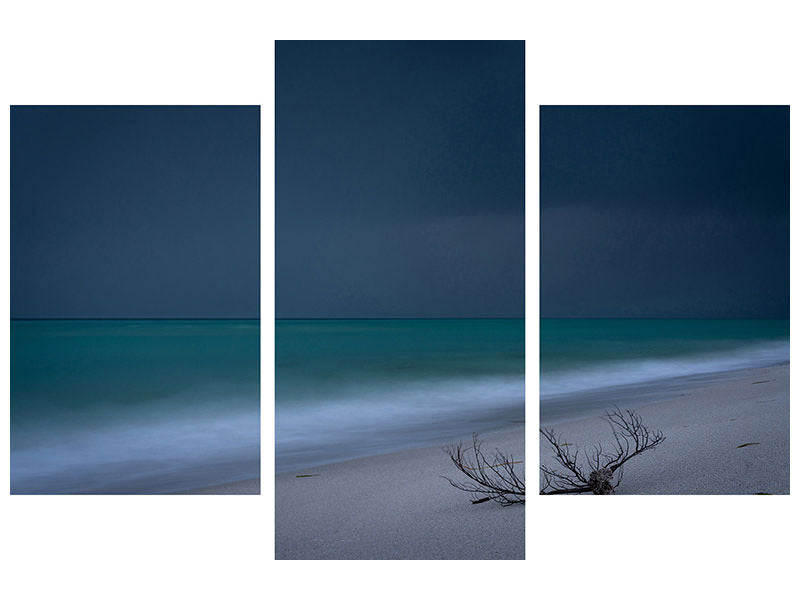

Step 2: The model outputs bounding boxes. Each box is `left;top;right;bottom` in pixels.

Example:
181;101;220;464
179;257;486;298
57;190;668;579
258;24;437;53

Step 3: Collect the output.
11;106;259;318
276;41;525;318
541;106;789;318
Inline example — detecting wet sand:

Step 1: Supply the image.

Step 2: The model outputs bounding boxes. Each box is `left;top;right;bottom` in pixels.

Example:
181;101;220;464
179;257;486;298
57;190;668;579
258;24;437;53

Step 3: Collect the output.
179;478;260;494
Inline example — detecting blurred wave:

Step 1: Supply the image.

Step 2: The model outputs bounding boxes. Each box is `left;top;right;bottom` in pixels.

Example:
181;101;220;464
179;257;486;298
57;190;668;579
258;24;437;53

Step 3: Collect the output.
11;320;259;494
541;340;788;398
276;319;525;473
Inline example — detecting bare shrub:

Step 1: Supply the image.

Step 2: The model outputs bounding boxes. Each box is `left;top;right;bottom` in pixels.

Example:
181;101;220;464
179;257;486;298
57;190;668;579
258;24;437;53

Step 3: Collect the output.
540;407;665;495
444;433;524;506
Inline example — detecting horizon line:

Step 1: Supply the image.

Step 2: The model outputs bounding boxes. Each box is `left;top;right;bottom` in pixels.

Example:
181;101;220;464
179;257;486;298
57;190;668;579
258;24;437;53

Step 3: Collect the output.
275;316;524;320
11;317;260;321
540;316;789;320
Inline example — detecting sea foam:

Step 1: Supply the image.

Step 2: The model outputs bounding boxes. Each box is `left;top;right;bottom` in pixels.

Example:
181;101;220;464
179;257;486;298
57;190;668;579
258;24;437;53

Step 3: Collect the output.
540;340;788;398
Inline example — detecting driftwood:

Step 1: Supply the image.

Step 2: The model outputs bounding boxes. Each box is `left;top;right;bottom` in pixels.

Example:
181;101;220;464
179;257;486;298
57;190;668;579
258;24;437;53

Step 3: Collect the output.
443;433;525;506
540;407;665;495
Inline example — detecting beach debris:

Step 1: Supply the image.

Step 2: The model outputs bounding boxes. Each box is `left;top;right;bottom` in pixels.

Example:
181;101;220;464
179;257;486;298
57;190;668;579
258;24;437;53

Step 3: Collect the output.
539;407;666;495
471;497;493;504
443;434;525;506
736;442;760;448
462;460;522;471
587;468;615;494
296;474;321;477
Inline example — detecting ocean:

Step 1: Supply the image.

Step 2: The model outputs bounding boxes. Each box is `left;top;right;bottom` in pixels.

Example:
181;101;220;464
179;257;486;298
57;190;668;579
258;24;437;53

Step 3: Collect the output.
275;318;525;473
540;318;789;423
10;319;260;494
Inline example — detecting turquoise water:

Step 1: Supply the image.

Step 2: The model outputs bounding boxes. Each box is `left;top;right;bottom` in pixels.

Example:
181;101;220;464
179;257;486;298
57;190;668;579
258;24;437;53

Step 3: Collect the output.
276;319;525;473
540;319;789;421
11;320;260;494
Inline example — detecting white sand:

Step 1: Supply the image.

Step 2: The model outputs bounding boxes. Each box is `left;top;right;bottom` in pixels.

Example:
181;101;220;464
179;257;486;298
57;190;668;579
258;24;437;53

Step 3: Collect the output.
540;364;789;495
276;427;524;559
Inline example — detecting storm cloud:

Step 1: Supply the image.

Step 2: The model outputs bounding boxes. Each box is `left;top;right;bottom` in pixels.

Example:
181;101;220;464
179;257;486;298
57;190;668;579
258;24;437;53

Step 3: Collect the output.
11;106;260;318
540;106;788;318
276;41;525;318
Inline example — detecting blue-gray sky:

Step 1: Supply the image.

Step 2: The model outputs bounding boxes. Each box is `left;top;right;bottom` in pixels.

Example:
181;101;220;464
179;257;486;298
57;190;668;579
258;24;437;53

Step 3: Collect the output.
276;41;525;318
11;106;259;318
541;106;789;318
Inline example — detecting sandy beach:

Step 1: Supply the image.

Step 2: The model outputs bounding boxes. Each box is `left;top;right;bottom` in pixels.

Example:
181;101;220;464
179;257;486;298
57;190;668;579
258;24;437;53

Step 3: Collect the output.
540;364;789;495
276;426;524;559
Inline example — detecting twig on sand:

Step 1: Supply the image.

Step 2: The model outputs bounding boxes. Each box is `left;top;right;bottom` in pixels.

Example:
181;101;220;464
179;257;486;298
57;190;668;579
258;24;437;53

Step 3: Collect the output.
540;407;665;495
443;434;525;506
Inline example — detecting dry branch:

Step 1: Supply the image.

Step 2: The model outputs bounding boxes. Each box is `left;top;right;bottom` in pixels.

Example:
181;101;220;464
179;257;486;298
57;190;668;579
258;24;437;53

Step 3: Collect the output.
540;407;665;495
443;433;525;506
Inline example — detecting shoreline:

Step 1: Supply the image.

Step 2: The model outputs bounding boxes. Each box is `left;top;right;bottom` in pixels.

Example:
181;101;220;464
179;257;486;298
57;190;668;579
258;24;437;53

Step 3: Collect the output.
540;364;789;495
541;361;789;425
178;478;260;495
276;425;524;560
276;416;525;476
